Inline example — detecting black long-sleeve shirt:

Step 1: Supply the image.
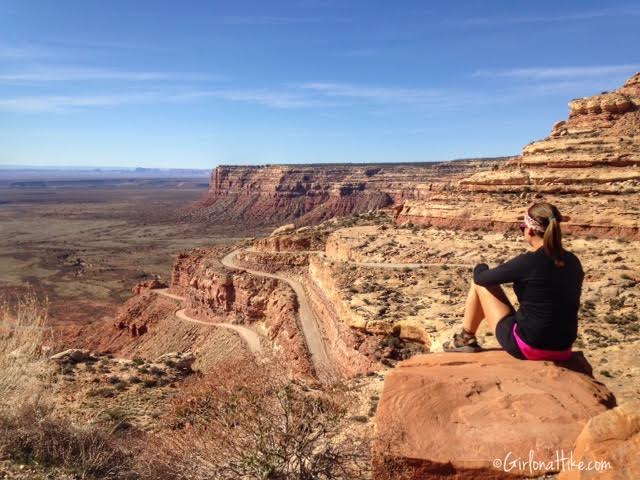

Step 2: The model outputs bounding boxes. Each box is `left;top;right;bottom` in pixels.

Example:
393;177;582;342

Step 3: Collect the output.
473;247;584;350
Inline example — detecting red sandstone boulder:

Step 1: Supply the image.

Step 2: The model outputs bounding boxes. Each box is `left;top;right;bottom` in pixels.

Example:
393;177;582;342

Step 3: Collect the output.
373;351;615;480
558;401;640;480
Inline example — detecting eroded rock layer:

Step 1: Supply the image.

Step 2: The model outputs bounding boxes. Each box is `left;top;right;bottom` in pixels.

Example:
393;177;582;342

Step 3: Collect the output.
191;160;504;227
170;248;314;377
397;73;640;239
558;401;640;480
396;193;640;240
461;73;640;194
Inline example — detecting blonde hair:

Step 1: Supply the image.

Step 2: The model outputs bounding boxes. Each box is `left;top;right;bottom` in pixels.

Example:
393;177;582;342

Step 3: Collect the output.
528;202;565;267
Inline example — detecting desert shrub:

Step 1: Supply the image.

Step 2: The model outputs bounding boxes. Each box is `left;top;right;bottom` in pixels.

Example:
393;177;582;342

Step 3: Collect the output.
142;378;158;388
86;386;118;398
608;297;625;310
131;356;145;366
0;399;135;478
137;358;371;480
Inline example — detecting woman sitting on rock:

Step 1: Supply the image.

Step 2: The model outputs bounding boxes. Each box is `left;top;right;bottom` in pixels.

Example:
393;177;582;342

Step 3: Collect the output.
444;202;584;360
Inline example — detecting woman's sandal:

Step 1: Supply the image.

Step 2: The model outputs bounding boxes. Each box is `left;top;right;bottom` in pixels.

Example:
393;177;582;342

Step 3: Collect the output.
443;328;482;353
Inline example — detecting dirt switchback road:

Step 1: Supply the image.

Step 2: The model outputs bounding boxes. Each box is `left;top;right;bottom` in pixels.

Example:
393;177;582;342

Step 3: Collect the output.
221;250;334;379
153;288;262;354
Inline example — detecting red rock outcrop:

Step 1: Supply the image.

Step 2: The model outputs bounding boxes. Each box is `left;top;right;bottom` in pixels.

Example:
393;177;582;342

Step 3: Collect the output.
396;73;640;240
374;351;615;480
131;279;168;295
235;250;311;273
461;72;640;194
559;401;640;480
190;160;505;227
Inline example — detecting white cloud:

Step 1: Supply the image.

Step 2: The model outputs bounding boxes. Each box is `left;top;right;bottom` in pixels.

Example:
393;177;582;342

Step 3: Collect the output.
0;93;161;112
449;6;640;27
0;88;335;112
473;64;640;80
173;89;335;108
0;67;217;83
297;82;442;102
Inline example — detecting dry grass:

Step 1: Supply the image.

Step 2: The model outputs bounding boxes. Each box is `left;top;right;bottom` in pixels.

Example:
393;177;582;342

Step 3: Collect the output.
137;357;372;480
0;291;51;402
0;293;136;479
0;400;135;479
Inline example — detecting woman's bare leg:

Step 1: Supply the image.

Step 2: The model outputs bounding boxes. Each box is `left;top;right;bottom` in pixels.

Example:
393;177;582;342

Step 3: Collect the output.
462;282;484;334
462;281;515;335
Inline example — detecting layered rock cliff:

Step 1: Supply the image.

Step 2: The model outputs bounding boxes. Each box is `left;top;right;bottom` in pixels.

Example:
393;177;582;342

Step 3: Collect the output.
461;72;640;193
190;160;505;227
397;73;640;240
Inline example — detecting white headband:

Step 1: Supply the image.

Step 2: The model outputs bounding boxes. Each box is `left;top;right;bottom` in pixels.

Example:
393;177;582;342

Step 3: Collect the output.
524;213;546;233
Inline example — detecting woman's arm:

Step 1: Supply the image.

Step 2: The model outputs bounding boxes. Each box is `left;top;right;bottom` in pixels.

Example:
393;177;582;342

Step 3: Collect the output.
473;253;532;287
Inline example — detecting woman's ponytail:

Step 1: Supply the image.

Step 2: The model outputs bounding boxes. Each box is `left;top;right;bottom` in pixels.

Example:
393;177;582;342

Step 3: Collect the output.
529;203;565;267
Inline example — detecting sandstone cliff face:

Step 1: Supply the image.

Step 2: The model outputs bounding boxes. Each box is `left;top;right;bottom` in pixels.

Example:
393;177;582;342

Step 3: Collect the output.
461;72;640;194
397;73;640;240
191;160;504;227
395;193;640;240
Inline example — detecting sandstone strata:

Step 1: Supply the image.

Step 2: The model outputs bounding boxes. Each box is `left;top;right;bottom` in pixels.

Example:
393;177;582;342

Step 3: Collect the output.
461;72;640;194
374;351;616;480
396;73;640;240
191;160;504;227
395;194;640;240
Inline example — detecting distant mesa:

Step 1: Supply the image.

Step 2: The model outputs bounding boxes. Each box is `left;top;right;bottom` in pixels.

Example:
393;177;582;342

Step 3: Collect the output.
188;159;507;227
189;73;640;240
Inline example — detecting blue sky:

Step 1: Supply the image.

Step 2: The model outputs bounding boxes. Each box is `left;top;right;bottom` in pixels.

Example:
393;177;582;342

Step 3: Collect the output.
1;0;639;168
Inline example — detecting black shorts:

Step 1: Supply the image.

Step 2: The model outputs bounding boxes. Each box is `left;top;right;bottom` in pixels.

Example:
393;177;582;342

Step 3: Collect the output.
495;314;526;360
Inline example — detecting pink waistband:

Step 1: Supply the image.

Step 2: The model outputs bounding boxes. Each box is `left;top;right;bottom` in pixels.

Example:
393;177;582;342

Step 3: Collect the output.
512;323;572;361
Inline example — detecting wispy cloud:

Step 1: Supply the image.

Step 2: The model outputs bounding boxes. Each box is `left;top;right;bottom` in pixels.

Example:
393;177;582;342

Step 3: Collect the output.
449;6;640;27
297;82;440;102
0;43;51;60
0;88;335;112
3;72;630;113
0;67;218;83
0;93;161;112
173;89;336;109
219;15;319;25
473;64;640;80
